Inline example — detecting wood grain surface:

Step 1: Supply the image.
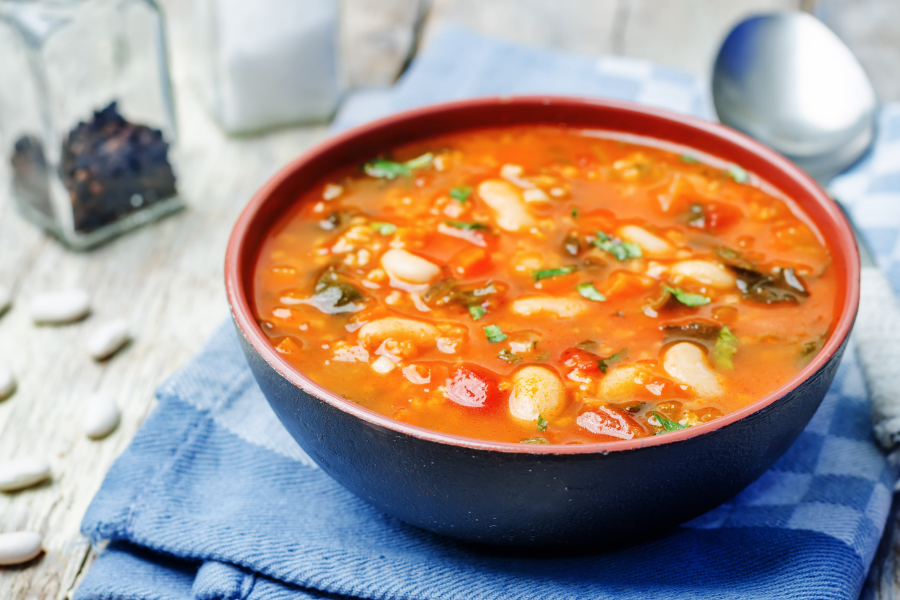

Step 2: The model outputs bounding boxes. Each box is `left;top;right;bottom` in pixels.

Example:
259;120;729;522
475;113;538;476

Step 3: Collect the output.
1;0;898;597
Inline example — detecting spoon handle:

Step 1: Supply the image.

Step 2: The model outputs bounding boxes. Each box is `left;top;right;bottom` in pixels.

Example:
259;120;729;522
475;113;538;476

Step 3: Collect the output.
839;204;900;451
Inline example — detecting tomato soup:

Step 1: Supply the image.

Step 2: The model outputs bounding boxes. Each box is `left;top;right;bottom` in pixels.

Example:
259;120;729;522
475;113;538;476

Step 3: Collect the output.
252;126;839;445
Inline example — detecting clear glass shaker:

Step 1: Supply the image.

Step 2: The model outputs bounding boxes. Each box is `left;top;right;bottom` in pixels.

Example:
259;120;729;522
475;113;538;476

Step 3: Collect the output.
0;0;182;250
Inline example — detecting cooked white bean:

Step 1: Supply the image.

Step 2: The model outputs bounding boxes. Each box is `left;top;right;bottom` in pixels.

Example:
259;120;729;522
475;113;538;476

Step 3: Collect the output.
477;179;534;232
0;285;11;315
31;289;90;324
511;295;586;318
0;458;51;492
618;225;672;257
86;319;131;360
381;249;441;286
597;365;647;401
371;355;396;374
0;363;15;401
358;317;440;351
663;342;723;397
508;365;566;421
522;188;550;203
82;393;120;440
669;260;735;289
0;531;42;565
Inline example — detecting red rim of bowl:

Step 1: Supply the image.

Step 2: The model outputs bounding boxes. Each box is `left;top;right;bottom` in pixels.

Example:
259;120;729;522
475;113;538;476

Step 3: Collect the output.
225;95;860;455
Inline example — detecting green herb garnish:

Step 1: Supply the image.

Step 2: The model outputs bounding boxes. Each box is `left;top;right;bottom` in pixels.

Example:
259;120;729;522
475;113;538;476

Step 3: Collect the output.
483;324;508;344
713;325;739;370
444;220;489;231
498;349;521;362
468;305;486;321
592;231;642;261
364;152;434;179
597;349;627;374
727;165;749;184
680;155;700;164
532;266;577;281
576;282;607;302
369;221;397;235
664;286;711;307
537;415;548;432
571;207;579;218
652;412;688;434
449;186;472;202
520;437;550;445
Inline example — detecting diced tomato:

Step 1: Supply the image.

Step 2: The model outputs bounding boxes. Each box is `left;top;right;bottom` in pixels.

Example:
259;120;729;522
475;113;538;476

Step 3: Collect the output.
688;201;743;232
601;270;656;298
560;347;600;374
451;247;493;277
575;405;644;440
446;364;501;411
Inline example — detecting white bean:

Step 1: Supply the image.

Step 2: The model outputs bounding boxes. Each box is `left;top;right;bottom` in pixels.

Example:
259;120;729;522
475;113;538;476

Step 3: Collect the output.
663;342;723;397
669;260;735;289
508;365;566;421
597;365;647;401
31;289;90;324
86;319;131;360
358;317;440;351
381;249;441;286
0;285;11;315
82;393;120;440
0;531;42;565
618;225;672;257
0;458;51;492
0;363;15;400
477;179;534;232
511;295;586;318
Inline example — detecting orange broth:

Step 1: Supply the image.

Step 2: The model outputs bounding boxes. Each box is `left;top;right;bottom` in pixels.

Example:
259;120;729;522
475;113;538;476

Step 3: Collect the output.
252;126;839;445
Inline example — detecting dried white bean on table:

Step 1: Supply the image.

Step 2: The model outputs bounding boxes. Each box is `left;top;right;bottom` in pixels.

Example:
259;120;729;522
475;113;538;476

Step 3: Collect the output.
31;289;91;324
86;319;130;360
82;393;120;439
0;363;15;400
0;531;43;565
0;458;51;492
0;285;11;315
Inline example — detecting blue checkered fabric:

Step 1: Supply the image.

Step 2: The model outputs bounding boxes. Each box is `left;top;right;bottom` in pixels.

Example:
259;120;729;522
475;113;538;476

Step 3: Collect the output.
75;27;899;600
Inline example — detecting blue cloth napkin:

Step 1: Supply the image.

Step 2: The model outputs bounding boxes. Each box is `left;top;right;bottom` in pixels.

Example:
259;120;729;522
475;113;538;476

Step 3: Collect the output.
76;27;900;600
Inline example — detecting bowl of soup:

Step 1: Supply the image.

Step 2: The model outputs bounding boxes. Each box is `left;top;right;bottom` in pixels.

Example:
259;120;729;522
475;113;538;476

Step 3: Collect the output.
225;96;859;547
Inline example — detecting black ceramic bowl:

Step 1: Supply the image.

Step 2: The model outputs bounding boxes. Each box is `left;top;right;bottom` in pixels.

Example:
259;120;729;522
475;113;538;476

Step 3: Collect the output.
225;97;860;547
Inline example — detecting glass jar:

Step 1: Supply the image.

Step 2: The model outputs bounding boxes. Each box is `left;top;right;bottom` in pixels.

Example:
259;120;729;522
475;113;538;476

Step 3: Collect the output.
0;0;181;250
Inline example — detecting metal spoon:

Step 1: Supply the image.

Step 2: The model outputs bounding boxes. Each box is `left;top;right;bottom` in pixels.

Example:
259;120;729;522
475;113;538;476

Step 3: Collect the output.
712;11;900;452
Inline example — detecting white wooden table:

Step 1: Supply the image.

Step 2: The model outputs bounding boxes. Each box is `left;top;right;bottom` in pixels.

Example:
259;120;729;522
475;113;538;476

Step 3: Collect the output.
1;1;898;597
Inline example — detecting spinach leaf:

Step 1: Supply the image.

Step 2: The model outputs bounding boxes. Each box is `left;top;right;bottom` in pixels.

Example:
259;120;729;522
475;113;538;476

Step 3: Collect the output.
653;412;688;433
532;266;577;281
664;286;711;307
310;266;365;313
713;325;739;370
449;186;471;202
734;267;809;304
576;282;607;301
598;349;627;374
662;321;721;341
424;279;502;308
444;220;489;231
498;349;520;362
364;152;434;179
483;325;508;343
592;231;642;261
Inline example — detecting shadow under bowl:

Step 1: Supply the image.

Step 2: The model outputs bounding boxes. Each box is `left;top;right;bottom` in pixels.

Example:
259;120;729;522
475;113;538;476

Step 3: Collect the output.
225;97;860;547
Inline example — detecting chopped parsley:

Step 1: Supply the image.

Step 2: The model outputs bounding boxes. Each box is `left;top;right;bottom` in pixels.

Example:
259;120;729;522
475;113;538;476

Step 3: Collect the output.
363;152;434;179
537;415;548;432
727;165;749;184
444;220;489;230
369;221;397;235
532;266;577;281
597;349;627;374
520;437;550;444
680;155;700;164
576;282;607;302
449;186;472;202
468;305;486;321
713;325;739;370
653;412;688;434
571;207;579;218
592;231;642;261
498;349;520;362
483;324;508;343
664;285;711;307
